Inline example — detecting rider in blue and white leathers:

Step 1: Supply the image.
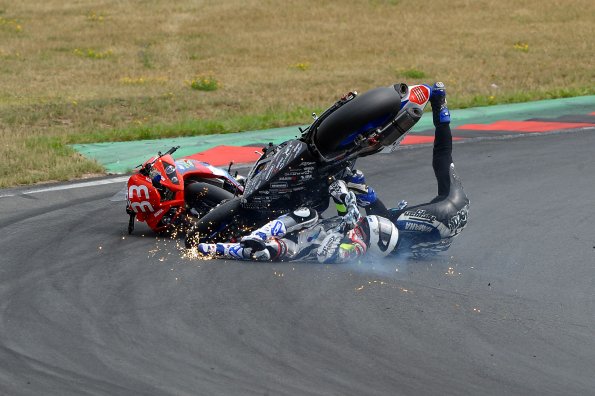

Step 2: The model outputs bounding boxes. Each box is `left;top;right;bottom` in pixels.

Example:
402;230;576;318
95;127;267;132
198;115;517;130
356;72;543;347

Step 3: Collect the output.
198;82;468;261
198;183;399;263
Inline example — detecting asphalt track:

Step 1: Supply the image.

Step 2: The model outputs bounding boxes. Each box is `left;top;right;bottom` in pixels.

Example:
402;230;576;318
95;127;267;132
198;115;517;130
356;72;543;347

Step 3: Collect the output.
1;129;594;395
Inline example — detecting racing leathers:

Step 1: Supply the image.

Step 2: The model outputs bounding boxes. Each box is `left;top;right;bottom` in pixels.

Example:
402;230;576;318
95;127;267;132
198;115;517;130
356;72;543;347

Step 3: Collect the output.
198;82;468;260
198;181;399;263
198;183;367;263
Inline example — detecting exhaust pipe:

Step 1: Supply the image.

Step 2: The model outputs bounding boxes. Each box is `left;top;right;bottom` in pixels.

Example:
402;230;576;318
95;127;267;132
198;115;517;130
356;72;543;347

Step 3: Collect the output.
379;106;423;146
394;83;409;98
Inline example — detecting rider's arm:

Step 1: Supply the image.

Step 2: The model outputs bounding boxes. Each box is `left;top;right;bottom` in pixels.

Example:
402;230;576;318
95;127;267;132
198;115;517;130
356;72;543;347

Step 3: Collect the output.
316;231;367;264
345;169;390;217
329;179;351;216
317;188;367;263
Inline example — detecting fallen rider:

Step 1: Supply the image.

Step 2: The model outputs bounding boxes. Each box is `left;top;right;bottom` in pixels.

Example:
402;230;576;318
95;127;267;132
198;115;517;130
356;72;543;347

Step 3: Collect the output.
196;82;470;262
197;184;399;263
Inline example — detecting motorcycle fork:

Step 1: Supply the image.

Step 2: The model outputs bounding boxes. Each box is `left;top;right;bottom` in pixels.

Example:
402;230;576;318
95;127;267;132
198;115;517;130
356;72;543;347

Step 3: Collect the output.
126;207;136;234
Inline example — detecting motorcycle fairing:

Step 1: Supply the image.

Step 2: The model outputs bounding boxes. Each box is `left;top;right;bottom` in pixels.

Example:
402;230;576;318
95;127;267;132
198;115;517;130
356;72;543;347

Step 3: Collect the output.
241;140;328;212
175;159;243;191
126;173;184;230
308;83;429;161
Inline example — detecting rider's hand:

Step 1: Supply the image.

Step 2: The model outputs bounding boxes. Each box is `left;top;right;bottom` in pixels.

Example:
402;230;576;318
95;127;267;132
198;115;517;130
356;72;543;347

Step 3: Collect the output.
329;179;349;203
346;169;377;207
251;248;271;261
343;191;361;228
354;186;377;207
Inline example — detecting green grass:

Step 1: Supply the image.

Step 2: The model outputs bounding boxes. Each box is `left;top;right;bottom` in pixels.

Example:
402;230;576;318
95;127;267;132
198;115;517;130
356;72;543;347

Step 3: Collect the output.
189;75;219;91
0;0;594;187
397;68;426;79
2;85;593;188
451;86;595;109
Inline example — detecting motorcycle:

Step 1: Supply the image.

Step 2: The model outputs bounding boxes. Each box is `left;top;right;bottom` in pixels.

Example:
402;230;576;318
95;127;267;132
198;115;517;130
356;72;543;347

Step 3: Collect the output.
123;146;244;235
185;82;432;247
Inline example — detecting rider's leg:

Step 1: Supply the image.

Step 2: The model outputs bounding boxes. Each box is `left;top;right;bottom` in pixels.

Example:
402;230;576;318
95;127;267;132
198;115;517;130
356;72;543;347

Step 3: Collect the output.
198;237;301;262
198;242;251;260
387;83;468;257
430;81;453;197
241;207;319;250
358;82;452;220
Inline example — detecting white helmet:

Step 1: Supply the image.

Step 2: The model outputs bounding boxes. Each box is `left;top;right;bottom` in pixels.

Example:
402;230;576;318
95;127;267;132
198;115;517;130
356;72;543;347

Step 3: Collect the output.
360;215;399;256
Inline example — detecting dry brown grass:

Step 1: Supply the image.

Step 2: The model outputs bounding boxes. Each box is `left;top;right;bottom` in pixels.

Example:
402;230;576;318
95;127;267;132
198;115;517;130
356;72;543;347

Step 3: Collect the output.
0;0;593;187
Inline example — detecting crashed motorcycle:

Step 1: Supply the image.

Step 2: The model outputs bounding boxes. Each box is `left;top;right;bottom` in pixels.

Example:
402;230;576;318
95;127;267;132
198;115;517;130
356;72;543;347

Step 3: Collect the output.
123;146;243;235
185;82;432;247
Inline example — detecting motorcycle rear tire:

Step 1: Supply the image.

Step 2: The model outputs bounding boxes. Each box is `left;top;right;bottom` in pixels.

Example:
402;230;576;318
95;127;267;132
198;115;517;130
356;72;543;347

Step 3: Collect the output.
313;86;403;156
185;197;244;248
185;182;235;218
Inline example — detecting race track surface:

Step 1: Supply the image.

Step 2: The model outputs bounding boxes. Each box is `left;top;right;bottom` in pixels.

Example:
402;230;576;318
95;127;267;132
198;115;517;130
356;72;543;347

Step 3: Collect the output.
1;130;594;395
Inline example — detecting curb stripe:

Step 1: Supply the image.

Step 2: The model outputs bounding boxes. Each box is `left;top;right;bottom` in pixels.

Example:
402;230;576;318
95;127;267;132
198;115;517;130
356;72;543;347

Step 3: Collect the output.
184;145;263;166
456;120;595;132
70;96;595;174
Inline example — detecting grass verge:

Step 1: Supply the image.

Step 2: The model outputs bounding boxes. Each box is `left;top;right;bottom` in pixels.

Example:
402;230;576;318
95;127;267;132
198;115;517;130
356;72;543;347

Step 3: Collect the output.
0;0;593;187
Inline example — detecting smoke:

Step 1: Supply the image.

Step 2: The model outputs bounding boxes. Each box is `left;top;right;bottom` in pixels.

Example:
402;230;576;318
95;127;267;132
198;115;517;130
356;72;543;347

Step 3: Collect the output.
338;251;459;283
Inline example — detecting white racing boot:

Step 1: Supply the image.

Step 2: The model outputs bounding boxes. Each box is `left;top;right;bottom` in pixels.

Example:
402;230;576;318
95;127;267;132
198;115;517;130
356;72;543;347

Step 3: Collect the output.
198;242;272;261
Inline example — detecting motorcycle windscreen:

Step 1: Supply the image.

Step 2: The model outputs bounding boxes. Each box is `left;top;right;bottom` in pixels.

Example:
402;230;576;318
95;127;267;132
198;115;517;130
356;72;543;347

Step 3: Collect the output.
312;86;403;158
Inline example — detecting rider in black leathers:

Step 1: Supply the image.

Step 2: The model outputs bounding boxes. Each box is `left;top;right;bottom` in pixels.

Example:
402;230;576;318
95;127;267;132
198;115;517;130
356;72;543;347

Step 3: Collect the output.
347;82;470;257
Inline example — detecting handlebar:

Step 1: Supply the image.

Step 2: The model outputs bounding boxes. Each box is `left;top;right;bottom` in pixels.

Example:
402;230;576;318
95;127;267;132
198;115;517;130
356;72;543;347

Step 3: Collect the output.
159;146;180;157
137;146;180;174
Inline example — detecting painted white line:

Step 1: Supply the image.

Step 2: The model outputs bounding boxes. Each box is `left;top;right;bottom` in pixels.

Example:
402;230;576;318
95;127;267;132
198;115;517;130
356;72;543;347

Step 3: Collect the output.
0;176;129;198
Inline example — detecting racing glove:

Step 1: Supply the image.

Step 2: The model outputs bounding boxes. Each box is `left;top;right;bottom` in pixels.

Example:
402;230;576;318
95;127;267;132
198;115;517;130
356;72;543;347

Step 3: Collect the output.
342;191;361;229
346;169;378;207
329;179;350;215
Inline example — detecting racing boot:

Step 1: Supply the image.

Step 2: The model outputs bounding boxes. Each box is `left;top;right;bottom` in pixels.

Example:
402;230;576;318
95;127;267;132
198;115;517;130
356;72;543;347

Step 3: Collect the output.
199;242;274;261
198;242;251;260
198;243;217;256
430;82;450;126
